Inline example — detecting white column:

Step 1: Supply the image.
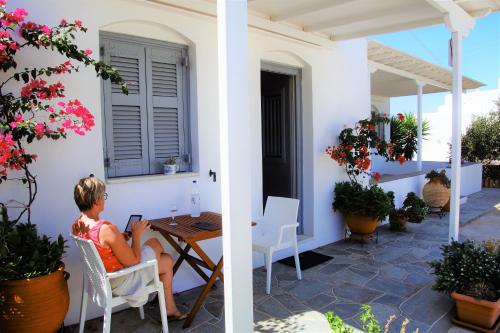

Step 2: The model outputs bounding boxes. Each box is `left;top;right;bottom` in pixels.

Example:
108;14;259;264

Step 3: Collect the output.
449;31;463;242
217;0;254;331
416;81;425;172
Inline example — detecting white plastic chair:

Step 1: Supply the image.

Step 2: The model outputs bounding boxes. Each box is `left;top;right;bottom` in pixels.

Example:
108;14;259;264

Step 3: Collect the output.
70;234;169;333
252;196;302;294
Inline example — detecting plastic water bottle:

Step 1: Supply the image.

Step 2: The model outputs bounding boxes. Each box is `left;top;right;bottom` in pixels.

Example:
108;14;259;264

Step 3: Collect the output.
190;180;200;218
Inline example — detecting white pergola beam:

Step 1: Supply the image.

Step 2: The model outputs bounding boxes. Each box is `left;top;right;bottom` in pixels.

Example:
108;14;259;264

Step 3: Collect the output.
271;0;353;22
217;0;254;331
369;61;451;91
425;0;475;36
331;17;442;40
304;4;424;32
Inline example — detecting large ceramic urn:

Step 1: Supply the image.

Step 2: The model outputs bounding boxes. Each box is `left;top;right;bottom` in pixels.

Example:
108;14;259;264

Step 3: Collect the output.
422;178;450;209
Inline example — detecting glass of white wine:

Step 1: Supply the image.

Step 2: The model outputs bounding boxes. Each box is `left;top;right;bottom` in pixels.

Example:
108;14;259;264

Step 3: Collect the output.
169;204;178;226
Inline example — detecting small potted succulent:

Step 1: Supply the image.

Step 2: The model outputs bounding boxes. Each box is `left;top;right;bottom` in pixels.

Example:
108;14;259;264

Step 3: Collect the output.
163;156;178;175
429;240;500;331
402;192;427;223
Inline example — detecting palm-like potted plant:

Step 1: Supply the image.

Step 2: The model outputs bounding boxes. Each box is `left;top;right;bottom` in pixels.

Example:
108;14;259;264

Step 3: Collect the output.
429;240;500;331
0;2;126;331
326;112;410;240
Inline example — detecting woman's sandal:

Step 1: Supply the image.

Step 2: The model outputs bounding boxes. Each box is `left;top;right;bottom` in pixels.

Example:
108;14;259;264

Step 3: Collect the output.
167;312;188;322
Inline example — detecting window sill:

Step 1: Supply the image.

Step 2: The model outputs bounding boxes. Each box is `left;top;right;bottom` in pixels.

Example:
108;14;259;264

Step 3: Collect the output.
106;172;199;185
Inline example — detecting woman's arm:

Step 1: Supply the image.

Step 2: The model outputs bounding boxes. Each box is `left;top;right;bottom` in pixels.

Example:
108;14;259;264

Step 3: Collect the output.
100;223;141;267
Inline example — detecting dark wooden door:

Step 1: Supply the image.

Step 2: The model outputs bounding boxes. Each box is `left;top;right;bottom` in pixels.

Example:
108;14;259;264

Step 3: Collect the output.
261;71;293;206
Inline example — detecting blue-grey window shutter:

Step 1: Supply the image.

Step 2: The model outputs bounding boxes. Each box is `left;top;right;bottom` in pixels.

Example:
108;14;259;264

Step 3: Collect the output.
102;39;150;177
145;46;188;173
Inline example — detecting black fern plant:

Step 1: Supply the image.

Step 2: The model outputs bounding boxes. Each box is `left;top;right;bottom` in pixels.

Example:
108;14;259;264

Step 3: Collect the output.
429;240;500;302
0;205;66;280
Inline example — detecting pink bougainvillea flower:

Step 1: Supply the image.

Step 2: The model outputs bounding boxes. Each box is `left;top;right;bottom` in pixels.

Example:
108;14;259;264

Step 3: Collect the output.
0;0;6;6
2;8;28;26
60;19;67;26
9;121;18;128
0;31;10;39
34;123;46;137
9;42;17;50
84;49;92;55
397;113;405;121
373;172;381;182
39;25;51;36
74;19;82;28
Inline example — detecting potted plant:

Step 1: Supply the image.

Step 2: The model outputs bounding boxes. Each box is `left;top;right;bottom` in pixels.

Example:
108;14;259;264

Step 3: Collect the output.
429;240;500;331
422;170;451;211
333;182;394;239
0;2;126;331
389;208;408;231
402;192;427;223
326;112;409;240
163;155;177;174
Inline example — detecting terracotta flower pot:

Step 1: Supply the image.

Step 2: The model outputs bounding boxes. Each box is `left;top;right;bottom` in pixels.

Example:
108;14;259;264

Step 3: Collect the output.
422;178;450;208
345;214;378;238
0;264;70;333
389;214;408;231
451;291;500;330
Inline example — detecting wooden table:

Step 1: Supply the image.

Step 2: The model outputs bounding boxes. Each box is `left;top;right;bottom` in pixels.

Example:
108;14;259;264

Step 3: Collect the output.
149;212;224;329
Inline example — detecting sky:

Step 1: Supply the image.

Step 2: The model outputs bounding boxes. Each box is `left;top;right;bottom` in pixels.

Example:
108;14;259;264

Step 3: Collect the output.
372;11;500;114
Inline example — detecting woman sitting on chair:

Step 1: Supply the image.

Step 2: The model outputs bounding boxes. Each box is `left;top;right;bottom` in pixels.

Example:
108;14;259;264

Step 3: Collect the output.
72;175;187;321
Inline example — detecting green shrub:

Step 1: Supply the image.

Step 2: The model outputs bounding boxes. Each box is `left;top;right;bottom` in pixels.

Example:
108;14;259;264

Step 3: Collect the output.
0;206;66;280
425;170;450;188
429;240;500;301
402;192;427;223
333;181;394;221
461;106;500;162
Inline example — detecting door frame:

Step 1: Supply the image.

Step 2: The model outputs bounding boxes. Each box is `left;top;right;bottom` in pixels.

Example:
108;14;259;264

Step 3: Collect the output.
261;61;303;234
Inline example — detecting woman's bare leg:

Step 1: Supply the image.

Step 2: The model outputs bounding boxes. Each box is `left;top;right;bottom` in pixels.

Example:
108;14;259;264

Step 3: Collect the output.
144;238;182;315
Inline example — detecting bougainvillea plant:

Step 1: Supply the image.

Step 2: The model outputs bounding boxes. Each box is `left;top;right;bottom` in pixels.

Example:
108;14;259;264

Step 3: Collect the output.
0;0;127;224
325;112;409;183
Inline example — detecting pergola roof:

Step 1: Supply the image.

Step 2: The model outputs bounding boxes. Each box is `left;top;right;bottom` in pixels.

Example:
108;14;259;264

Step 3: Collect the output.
143;0;500;47
368;40;484;97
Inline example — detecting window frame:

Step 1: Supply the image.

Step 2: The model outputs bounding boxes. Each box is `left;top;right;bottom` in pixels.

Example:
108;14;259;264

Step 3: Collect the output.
100;31;191;179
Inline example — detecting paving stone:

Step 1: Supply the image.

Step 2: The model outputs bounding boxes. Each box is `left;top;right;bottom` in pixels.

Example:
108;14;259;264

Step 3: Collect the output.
318;263;351;275
189;322;225;333
204;301;224;319
332;267;375;285
365;276;421;298
404;272;434;288
274;293;311;313
285;278;332;300
303;293;336;310
320;302;362;320
372;294;405;308
401;285;454;325
386;316;430;333
368;303;401;326
256;295;292;319
130;320;162;333
350;263;380;273
346;248;372;255
396;262;430;276
333;282;384;304
253;309;271;323
378;265;408;281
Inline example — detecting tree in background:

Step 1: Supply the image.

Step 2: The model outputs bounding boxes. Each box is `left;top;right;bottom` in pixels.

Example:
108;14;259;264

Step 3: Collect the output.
390;112;430;160
461;98;500;162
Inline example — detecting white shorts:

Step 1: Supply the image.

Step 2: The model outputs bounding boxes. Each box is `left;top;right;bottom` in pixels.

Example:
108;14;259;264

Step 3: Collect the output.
109;245;157;307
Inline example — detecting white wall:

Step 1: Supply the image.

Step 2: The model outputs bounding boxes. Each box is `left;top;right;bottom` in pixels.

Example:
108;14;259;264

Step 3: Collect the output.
1;0;370;325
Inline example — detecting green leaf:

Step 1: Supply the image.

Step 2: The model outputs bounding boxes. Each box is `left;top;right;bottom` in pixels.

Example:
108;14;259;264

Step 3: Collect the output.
21;72;29;83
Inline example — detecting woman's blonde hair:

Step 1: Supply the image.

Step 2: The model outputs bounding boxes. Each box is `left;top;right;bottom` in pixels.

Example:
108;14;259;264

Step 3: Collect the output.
74;175;106;212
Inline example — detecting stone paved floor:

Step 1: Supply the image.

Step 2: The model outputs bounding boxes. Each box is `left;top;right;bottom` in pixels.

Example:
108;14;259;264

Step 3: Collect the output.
69;188;500;333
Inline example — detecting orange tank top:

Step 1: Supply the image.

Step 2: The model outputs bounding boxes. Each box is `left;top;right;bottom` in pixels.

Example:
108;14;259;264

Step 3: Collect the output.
73;219;124;273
